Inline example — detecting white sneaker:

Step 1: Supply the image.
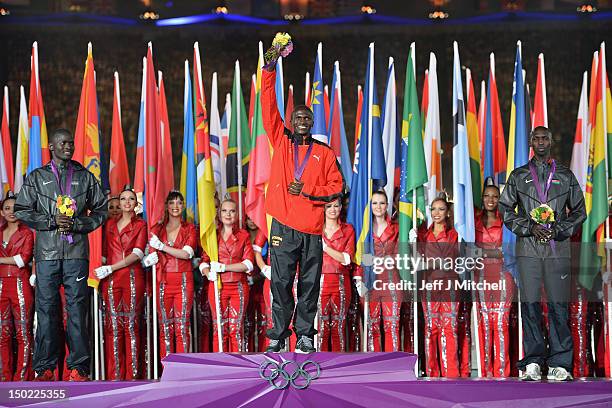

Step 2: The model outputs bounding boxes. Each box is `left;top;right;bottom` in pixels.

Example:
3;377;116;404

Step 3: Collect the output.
547;367;573;381
520;363;541;381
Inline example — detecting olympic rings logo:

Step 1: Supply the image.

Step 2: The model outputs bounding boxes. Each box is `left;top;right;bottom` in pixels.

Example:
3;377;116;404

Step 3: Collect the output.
259;359;321;390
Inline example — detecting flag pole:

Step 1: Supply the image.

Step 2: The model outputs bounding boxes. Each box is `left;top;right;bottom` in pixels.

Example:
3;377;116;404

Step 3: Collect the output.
94;289;100;380
99;298;105;380
146;292;151;379
410;42;420;376
236;60;244;229
214;277;224;352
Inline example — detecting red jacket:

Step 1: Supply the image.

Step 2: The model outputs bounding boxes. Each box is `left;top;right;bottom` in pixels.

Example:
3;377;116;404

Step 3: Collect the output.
322;222;355;275
151;221;198;279
418;224;459;277
104;215;147;275
0;223;33;278
202;226;255;283
262;70;345;235
353;217;398;280
475;210;503;265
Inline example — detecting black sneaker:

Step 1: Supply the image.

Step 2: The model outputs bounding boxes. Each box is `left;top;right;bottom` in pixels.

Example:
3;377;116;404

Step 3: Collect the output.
266;338;285;353
295;336;316;354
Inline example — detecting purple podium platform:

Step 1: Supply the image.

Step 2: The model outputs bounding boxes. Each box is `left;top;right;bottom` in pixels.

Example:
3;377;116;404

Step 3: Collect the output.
0;352;611;407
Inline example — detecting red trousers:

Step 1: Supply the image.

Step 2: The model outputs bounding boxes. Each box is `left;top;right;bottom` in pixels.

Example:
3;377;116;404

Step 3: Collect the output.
422;282;460;378
317;274;351;352
401;293;414;353
208;280;249;352
570;286;592;377
157;272;194;359
0;276;34;381
475;269;515;377
363;291;401;352
101;269;145;380
195;283;211;353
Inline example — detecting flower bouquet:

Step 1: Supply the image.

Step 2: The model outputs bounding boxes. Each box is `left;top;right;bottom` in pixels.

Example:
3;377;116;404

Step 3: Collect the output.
530;203;555;244
263;32;293;69
56;194;76;243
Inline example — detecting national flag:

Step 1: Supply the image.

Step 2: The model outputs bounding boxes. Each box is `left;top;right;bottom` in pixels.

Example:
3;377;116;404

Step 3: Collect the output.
310;43;328;144
193;42;218;262
210;72;227;200
452;42;475;243
134;57;146;195
421;69;429;130
248;74;256;133
533;53;548;128
347;43;383;288
381;57;398;215
14;86;28;193
482;53;507;185
141;44;164;228
275;58;285;121
72;43;103;288
1;86;14;191
305;72;311;106
285;84;294;132
354;85;363;154
0;88;10;193
423;52;442;225
328;61;352;182
570;71;589;191
226;60;250;223
221;93;231;158
580;43;608;290
503;41;531;279
109;72;130;195
27;42;50;175
180;60;197;223
245;41;273;236
478;80;486;175
157;72;174;198
399;42;427;240
466;68;482;208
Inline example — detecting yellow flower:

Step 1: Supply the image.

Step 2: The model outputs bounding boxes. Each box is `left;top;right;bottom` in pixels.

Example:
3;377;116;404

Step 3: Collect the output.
65;208;74;217
59;204;67;213
273;32;291;47
64;197;72;206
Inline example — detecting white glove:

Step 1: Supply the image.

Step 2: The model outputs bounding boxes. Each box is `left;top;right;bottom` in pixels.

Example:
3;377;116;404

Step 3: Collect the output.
210;261;226;273
322;240;328;251
143;252;159;268
261;265;272;280
409;229;418;243
149;234;165;251
29;274;36;287
603;272;612;285
207;270;218;282
354;277;367;298
101;256;107;265
95;265;113;280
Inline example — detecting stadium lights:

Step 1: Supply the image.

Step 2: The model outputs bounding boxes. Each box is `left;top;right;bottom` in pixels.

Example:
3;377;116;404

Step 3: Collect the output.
214;6;228;14
0;7;10;16
140;9;160;20
361;5;376;14
577;4;597;13
284;13;303;21
429;10;449;19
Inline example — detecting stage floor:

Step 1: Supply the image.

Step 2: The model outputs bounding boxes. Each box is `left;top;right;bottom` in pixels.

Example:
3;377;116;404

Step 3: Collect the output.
0;353;610;407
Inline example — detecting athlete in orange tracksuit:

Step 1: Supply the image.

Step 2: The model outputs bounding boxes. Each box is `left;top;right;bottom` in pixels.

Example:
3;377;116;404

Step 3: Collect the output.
200;199;255;352
96;188;147;380
146;191;198;360
0;192;34;381
474;183;516;377
419;196;461;378
318;198;354;351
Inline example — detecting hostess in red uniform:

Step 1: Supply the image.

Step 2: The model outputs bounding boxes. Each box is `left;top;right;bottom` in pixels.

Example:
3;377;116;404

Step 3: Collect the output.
0;192;34;381
354;191;401;352
418;197;461;378
96;188;147;380
318;198;354;352
474;183;516;378
146;191;198;360
200;199;255;352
